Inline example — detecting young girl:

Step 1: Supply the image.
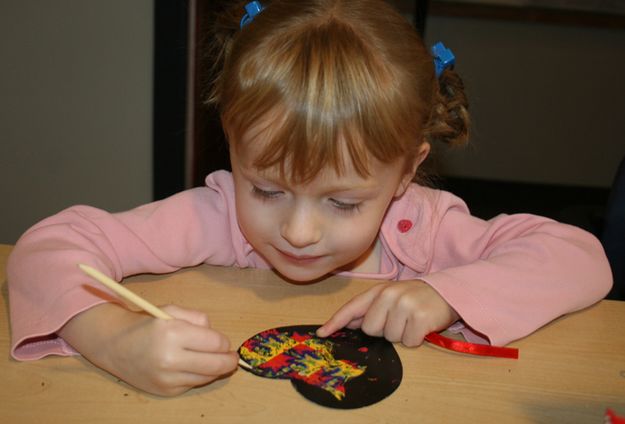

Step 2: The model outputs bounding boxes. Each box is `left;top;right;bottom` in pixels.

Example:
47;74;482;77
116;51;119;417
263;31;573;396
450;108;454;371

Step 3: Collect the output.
7;0;612;397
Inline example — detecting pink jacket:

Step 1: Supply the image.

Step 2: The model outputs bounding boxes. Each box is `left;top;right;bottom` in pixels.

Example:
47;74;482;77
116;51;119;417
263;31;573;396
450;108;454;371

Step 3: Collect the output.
7;171;612;360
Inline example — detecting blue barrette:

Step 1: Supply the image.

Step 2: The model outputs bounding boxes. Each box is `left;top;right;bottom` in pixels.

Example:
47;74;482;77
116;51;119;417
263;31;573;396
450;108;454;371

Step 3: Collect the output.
432;42;455;78
240;1;265;29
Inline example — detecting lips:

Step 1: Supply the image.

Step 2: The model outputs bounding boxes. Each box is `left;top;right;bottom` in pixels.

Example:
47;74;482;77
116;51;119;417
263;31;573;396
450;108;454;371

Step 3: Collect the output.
276;248;324;264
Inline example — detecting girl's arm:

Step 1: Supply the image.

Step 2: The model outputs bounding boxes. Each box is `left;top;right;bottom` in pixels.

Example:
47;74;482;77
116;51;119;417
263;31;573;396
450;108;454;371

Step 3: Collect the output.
320;188;613;346
419;211;613;346
7;171;242;360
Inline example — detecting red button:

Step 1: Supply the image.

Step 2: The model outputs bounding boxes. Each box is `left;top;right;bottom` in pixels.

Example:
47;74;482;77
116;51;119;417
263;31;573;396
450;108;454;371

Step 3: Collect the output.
398;219;412;233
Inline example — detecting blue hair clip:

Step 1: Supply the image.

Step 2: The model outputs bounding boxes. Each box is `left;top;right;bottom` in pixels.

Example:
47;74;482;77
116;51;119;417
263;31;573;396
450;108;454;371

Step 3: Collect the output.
240;1;265;29
432;42;455;78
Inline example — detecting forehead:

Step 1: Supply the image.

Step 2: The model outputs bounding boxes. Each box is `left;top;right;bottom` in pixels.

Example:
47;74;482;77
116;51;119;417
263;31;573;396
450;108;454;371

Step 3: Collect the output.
234;130;403;193
233;116;372;180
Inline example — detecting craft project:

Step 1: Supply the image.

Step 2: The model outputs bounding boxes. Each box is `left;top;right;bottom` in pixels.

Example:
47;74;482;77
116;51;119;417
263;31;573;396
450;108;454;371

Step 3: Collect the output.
238;325;402;409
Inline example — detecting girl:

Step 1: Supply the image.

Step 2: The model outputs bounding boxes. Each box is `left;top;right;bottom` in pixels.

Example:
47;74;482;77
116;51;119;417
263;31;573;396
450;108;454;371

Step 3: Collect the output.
7;0;612;397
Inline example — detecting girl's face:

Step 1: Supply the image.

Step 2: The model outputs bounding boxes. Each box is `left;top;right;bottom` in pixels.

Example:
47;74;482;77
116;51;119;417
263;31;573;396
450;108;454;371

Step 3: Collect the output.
230;132;424;282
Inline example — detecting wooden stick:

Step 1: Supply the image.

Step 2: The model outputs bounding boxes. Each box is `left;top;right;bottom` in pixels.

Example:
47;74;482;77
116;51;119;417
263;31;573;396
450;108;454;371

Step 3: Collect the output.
78;263;173;319
78;263;252;369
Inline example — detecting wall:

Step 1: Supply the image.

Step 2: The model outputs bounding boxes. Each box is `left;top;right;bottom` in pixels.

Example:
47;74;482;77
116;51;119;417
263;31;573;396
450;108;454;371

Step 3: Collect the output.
1;2;623;243
0;0;153;243
425;15;625;188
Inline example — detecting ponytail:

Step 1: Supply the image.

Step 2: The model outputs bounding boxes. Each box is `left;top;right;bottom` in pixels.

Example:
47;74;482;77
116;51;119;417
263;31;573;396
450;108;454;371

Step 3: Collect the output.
424;69;470;147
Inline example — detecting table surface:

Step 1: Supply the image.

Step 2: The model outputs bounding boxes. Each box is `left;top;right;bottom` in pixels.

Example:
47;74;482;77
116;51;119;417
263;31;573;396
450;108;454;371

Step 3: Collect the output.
1;244;624;423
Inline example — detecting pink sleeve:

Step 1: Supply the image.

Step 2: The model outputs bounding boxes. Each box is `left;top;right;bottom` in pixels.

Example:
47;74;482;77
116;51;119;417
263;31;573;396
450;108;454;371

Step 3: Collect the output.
7;171;247;360
420;194;613;346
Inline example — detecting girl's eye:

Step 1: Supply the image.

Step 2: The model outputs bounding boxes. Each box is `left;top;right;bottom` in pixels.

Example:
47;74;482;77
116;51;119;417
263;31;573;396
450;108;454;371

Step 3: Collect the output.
252;185;283;200
330;198;361;213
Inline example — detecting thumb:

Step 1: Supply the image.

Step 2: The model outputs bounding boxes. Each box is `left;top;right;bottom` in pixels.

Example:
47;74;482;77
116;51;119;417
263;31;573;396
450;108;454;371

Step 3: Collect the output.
316;283;387;337
160;304;211;327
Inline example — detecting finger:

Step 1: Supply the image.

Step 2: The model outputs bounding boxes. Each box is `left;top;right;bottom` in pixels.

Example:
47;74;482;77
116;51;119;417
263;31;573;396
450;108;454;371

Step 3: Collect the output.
401;315;426;347
383;308;408;343
161;304;211;327
158;368;230;395
177;351;239;377
177;325;232;353
171;370;223;389
360;285;403;337
345;317;364;330
317;284;387;337
139;361;232;397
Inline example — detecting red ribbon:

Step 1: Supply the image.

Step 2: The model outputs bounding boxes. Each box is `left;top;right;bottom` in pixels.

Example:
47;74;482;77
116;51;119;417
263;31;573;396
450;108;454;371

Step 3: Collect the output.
606;409;625;424
425;332;519;359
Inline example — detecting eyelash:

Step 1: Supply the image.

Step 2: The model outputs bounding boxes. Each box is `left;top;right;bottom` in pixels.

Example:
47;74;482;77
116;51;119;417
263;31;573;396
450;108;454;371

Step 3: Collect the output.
330;199;361;214
252;185;283;200
252;185;362;214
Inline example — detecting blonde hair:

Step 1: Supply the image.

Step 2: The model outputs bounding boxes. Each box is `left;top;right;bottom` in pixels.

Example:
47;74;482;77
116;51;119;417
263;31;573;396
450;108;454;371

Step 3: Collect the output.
207;0;469;183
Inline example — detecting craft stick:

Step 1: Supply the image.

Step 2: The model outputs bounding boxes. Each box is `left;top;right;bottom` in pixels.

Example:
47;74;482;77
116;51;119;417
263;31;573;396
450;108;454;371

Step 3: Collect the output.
78;263;173;319
78;263;252;369
238;359;252;370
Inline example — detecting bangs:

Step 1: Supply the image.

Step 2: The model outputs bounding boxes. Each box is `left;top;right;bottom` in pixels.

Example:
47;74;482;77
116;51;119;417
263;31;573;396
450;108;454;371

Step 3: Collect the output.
218;2;428;183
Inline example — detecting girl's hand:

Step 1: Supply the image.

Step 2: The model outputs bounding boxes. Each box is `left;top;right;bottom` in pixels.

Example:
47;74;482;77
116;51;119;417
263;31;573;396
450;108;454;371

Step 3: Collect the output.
59;303;239;397
316;280;459;347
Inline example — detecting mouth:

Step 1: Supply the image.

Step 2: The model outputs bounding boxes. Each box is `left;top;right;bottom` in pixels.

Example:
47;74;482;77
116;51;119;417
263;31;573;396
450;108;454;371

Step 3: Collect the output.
276;248;324;265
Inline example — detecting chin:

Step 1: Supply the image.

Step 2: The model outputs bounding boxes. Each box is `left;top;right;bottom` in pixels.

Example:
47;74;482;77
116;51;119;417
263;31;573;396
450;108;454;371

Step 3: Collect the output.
273;266;331;285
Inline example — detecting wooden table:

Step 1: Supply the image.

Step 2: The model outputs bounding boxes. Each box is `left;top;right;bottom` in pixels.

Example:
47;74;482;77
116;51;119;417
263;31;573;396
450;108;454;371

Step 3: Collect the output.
1;244;623;423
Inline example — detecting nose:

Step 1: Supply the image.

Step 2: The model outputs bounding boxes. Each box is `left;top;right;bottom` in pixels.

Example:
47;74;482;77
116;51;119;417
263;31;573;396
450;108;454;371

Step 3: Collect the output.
280;203;322;248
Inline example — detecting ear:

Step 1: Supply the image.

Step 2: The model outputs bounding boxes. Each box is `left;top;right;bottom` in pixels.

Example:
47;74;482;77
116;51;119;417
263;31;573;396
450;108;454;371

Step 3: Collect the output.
394;142;431;197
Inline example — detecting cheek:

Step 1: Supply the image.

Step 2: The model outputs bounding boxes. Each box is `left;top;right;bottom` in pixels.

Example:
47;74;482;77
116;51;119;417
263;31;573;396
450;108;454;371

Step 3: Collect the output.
235;190;262;240
238;203;260;237
333;197;392;253
236;195;278;247
331;216;380;252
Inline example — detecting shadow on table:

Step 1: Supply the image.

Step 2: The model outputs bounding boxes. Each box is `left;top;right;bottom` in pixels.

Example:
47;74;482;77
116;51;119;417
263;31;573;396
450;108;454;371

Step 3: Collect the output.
193;265;353;303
